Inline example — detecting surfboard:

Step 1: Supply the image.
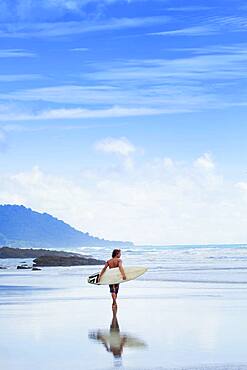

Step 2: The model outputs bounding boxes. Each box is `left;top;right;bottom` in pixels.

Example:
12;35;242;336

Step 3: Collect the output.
87;266;147;285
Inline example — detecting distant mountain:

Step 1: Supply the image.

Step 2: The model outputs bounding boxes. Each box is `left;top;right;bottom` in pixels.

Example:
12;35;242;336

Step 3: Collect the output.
0;205;133;249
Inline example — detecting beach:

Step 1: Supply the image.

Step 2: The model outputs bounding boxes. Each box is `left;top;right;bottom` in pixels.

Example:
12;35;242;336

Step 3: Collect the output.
1;245;247;370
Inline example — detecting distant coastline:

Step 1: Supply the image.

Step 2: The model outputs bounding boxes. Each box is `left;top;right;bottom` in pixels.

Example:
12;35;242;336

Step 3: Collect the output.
136;243;247;248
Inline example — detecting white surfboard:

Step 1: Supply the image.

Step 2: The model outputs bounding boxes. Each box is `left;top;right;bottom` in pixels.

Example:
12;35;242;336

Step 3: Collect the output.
88;266;147;285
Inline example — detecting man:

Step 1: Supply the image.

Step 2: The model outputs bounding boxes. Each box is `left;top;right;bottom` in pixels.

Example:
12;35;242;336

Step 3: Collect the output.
99;249;126;309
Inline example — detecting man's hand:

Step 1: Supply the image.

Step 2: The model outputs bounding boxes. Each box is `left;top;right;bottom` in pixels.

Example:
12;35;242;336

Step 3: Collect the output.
98;262;108;282
119;260;126;280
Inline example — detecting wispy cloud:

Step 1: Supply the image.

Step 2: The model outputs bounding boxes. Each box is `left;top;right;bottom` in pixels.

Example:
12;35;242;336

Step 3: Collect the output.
0;0;136;21
0;85;129;104
0;105;168;121
167;6;217;12
0;128;7;151
0;16;169;38
85;45;247;85
1;122;124;133
0;49;36;57
1;43;247;118
150;26;216;37
169;44;247;55
0;74;42;82
149;16;247;37
70;47;89;52
0;83;209;116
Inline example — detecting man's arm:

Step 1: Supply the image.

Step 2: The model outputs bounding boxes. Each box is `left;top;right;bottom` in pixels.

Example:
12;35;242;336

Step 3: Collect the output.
118;260;126;280
99;262;108;281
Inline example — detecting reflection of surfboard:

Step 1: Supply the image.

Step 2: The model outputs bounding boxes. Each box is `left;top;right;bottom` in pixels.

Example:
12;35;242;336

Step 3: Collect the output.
89;330;147;348
88;266;147;285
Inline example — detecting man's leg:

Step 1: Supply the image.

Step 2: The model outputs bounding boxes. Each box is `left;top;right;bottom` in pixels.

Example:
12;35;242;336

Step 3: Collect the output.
109;285;117;308
110;284;119;310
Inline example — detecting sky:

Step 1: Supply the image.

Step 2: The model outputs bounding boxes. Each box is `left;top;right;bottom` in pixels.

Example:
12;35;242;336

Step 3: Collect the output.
0;0;247;245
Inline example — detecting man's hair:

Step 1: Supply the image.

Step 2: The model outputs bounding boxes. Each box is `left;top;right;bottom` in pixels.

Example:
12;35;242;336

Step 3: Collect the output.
112;249;121;258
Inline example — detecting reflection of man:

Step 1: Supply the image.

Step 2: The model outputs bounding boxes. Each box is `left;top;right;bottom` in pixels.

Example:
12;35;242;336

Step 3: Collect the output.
88;313;147;367
99;249;126;310
96;310;126;360
109;311;127;358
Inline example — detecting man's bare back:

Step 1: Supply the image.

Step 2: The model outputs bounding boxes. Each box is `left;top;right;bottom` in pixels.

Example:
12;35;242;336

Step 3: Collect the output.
107;257;121;269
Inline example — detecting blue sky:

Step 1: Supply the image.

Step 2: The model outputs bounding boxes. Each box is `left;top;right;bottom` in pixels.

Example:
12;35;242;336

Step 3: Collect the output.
0;0;247;245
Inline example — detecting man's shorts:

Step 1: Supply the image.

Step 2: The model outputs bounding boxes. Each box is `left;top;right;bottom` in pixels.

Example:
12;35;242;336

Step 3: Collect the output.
109;284;119;294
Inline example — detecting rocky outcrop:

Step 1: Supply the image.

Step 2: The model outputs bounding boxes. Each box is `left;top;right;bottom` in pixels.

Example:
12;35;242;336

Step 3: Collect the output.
0;246;104;269
17;265;32;270
33;255;105;267
0;247;83;259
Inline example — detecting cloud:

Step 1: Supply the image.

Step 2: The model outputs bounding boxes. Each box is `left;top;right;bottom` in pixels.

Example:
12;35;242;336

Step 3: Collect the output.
0;0;133;21
149;16;247;37
0;16;169;38
1;42;247;119
236;182;247;192
0;85;121;104
70;47;89;52
1;121;121;133
0;74;42;82
0;0;169;23
0;127;7;151
95;137;136;156
163;157;174;168
0;129;6;143
150;26;216;37
0;49;36;57
1;154;247;245
194;153;215;170
0;0;103;21
167;6;216;12
0;105;169;121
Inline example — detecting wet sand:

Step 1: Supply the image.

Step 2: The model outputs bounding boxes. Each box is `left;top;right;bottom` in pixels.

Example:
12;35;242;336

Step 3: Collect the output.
0;263;247;370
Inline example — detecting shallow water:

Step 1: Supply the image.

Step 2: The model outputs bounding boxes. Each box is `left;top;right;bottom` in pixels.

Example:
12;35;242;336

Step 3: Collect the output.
0;245;247;369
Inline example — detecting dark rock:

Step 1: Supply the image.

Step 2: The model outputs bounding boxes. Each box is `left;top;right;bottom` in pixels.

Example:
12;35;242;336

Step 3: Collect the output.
32;267;42;271
17;265;32;270
0;246;84;259
33;255;105;267
0;266;7;269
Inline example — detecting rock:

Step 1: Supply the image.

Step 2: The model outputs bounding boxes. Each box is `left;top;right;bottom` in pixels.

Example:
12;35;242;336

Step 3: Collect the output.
33;255;105;267
17;265;32;270
0;246;84;259
32;267;42;271
0;266;7;269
